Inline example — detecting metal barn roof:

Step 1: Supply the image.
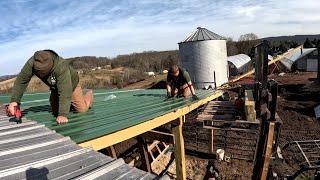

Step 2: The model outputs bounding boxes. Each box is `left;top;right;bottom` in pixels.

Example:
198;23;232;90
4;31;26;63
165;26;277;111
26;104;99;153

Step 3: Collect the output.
280;48;317;70
227;54;251;69
180;27;225;43
0;89;220;144
0;115;169;180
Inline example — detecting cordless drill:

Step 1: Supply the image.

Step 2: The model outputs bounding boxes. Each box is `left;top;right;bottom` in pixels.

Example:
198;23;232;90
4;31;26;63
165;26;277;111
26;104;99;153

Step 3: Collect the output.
6;105;22;124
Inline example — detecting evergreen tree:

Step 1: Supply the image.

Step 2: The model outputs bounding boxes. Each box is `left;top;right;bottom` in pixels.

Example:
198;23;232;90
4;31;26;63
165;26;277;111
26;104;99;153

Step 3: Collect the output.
304;38;313;48
279;42;289;53
312;38;318;45
289;41;299;48
317;39;320;48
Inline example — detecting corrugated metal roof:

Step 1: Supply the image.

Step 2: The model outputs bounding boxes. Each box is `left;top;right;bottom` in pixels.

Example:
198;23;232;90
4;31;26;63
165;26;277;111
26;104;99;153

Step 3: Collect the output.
227;54;251;69
0;115;170;180
180;27;225;43
0;89;218;144
280;48;317;70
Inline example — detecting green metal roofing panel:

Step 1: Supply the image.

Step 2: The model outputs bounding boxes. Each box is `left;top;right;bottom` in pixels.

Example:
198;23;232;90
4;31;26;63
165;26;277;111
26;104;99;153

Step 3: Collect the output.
0;89;220;143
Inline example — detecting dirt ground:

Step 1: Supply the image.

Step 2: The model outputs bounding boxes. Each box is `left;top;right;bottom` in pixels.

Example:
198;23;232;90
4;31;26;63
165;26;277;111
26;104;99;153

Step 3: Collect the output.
269;72;320;178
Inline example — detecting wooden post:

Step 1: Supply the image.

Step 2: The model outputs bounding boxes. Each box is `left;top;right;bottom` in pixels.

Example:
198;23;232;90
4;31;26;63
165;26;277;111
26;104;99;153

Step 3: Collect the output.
137;137;151;173
172;116;186;180
261;122;275;180
106;145;117;159
208;121;214;154
317;47;320;83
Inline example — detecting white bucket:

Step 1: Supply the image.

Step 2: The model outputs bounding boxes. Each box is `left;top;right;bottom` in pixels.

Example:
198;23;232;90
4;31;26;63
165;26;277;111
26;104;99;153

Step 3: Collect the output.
216;149;225;161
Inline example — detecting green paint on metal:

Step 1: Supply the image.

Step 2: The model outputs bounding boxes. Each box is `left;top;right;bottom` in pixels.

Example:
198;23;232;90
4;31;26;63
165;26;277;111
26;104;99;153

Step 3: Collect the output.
0;89;220;143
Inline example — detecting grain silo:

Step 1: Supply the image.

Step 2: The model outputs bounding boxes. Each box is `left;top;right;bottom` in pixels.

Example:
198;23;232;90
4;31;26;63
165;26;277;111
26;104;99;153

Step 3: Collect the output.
178;27;228;89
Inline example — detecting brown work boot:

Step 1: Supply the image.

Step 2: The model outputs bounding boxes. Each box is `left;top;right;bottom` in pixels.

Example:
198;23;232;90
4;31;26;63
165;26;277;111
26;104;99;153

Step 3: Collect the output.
85;90;93;108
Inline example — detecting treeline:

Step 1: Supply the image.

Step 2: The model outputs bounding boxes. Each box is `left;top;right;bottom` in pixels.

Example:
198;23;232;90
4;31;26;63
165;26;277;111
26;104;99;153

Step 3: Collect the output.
0;75;17;83
111;50;180;72
66;51;180;73
65;51;180;89
67;56;111;69
226;33;320;58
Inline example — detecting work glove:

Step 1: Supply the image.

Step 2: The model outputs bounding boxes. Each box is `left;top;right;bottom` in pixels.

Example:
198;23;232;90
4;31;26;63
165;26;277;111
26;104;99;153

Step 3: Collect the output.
192;95;199;100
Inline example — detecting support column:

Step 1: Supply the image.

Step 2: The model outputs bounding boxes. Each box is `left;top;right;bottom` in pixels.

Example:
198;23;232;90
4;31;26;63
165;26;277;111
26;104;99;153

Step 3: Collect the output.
172;116;186;180
137;137;151;173
261;122;275;180
106;145;117;159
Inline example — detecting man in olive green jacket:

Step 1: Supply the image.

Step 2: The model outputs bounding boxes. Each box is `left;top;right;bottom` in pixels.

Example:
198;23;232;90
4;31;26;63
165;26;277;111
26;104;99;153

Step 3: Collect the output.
7;50;93;124
166;65;198;100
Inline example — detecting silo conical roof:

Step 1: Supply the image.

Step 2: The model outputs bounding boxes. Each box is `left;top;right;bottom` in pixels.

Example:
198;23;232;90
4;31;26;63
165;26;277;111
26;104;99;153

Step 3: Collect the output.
180;27;225;43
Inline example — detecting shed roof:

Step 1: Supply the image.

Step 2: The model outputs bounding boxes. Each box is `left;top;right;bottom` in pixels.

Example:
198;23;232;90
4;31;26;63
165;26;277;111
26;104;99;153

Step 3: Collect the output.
280;48;317;70
180;27;225;43
227;54;251;69
0;89;219;144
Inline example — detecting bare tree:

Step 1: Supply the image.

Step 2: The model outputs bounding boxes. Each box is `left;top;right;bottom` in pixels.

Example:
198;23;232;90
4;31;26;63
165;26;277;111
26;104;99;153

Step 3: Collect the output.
237;33;259;55
226;37;239;56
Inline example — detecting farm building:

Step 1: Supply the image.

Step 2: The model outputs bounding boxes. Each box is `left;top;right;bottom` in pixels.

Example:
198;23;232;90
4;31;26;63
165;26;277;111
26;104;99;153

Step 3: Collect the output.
280;48;318;71
227;54;274;76
227;54;252;76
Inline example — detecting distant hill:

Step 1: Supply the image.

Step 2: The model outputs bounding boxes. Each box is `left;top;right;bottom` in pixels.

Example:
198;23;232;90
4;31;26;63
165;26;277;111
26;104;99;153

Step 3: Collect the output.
0;75;17;83
263;34;320;44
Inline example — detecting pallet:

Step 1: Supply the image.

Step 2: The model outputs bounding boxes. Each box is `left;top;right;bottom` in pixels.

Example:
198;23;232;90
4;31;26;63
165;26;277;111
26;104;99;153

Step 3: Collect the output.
147;141;170;165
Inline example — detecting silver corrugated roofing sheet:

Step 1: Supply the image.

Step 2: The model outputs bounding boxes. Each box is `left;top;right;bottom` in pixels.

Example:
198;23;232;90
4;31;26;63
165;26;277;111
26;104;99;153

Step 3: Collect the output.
180;27;225;43
227;54;251;69
280;48;317;70
0;115;170;180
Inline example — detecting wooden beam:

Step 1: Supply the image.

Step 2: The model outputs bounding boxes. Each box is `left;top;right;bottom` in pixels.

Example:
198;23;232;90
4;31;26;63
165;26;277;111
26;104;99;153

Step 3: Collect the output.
208;121;214;154
261;122;275;180
139;130;174;144
137;137;151;173
106;145;117;159
172;116;186;180
79;91;223;150
197;114;233;120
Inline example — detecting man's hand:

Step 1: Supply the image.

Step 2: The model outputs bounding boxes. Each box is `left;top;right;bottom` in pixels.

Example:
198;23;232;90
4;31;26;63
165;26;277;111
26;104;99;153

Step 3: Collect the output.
192;94;199;100
56;116;68;124
7;102;18;116
167;92;172;98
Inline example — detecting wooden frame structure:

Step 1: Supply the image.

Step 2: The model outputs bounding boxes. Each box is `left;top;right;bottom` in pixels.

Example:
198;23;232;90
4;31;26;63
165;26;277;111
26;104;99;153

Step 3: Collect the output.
79;91;223;180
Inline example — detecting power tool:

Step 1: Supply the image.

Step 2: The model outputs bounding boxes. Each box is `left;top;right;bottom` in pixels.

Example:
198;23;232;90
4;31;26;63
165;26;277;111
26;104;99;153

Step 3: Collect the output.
6;105;22;124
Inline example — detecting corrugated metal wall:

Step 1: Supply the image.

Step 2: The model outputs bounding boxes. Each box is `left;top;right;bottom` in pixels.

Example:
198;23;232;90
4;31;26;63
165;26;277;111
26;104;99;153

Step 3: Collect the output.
307;59;318;71
179;40;228;88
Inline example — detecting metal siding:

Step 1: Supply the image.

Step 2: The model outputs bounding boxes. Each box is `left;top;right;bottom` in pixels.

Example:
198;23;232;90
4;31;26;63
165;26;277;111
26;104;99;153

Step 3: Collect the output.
307;59;318;71
180;40;228;88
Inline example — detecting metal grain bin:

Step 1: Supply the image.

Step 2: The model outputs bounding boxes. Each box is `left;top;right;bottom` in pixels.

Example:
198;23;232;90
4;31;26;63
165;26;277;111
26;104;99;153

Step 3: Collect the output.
178;27;228;89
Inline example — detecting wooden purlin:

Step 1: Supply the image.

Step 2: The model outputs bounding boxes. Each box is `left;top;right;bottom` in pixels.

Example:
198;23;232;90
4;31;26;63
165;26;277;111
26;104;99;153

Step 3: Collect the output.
229;45;303;83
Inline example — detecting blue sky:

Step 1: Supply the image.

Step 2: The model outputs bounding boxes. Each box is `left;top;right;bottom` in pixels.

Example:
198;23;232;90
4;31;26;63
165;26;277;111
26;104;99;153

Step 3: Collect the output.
0;0;320;75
